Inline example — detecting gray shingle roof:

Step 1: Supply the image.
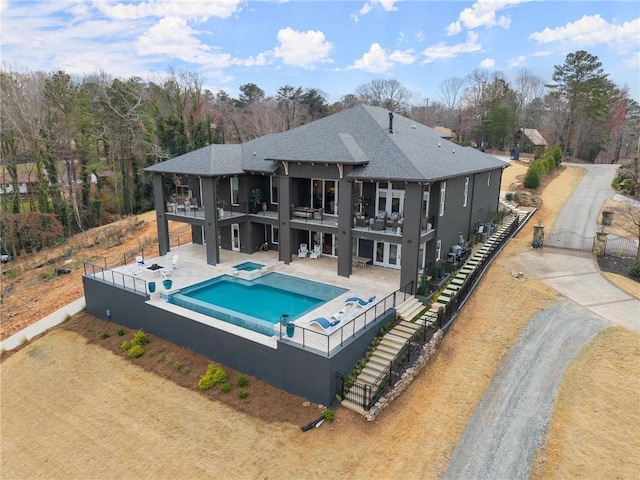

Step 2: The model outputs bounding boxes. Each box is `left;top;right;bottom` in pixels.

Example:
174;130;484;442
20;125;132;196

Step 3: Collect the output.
145;105;505;182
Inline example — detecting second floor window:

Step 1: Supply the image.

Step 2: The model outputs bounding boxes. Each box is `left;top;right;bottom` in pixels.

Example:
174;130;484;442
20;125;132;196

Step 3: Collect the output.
270;176;278;205
439;181;446;217
463;177;469;207
230;177;239;206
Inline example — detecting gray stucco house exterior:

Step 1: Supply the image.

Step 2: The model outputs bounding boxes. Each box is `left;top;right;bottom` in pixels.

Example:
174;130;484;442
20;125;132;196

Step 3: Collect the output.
145;104;506;290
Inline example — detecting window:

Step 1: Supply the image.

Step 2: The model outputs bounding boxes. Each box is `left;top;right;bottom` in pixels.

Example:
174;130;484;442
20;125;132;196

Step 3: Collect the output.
439;181;446;216
271;225;279;244
270;176;278;205
230;177;239;206
463;177;469;207
487;171;491;187
436;238;442;261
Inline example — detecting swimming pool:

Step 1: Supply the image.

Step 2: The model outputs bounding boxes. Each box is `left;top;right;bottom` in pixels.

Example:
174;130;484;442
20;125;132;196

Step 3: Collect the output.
168;273;347;336
233;261;264;272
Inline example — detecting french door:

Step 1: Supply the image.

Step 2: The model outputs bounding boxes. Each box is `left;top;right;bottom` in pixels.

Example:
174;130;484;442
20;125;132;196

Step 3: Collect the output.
231;224;240;252
374;241;401;269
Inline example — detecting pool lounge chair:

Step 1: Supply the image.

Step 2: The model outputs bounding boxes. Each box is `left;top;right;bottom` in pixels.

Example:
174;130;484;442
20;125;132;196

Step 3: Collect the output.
310;317;341;329
160;264;173;279
298;243;308;258
345;295;376;307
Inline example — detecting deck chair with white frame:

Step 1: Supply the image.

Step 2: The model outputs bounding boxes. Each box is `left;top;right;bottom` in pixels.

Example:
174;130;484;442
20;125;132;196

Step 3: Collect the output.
309;244;321;260
298;243;308;258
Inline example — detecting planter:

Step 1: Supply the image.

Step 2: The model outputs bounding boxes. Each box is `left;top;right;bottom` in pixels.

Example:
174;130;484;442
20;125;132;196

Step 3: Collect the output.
218;208;224;218
148;282;156;293
162;279;173;290
286;322;295;338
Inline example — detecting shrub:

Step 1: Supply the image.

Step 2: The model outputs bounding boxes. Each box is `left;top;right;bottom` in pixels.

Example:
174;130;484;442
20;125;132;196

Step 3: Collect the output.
128;344;144;358
523;160;543;189
198;362;228;390
237;375;248;388
238;389;248;399
100;332;110;339
505;192;514;202
629;261;640;279
221;381;232;393
323;409;335;421
117;328;125;336
120;340;131;351
131;330;149;347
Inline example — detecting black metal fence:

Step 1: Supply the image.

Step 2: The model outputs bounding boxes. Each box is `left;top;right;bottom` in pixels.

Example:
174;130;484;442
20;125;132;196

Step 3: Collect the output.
337;214;522;411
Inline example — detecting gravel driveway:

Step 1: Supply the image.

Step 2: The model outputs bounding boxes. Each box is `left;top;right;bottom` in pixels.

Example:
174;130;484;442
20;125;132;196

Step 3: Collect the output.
443;299;607;480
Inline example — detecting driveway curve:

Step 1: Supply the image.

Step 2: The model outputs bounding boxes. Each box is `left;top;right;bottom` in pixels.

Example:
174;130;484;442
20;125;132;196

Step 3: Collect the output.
444;300;606;480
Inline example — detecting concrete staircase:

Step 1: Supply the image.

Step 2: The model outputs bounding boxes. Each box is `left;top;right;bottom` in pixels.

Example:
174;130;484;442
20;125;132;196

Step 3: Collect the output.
341;320;422;414
340;211;534;415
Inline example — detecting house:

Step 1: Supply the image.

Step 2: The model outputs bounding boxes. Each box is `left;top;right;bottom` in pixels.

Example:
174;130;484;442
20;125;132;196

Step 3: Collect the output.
513;128;548;154
0;171;37;197
145;105;506;290
433;125;456;142
83;105;508;405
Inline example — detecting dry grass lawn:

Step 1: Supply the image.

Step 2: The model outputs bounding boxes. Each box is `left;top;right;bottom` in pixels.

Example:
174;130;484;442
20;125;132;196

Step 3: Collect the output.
1;162;639;479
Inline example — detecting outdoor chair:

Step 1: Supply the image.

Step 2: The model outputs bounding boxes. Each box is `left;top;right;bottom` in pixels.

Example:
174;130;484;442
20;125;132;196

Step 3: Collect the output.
345;295;376;308
309;244;321;260
298;243;308;258
309;317;341;329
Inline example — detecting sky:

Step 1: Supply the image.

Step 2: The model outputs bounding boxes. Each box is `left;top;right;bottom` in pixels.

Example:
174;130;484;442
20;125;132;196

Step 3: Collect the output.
1;0;639;105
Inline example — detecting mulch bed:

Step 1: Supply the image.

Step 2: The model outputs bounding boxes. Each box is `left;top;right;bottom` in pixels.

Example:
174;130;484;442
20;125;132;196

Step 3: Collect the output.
596;255;639;281
59;313;324;427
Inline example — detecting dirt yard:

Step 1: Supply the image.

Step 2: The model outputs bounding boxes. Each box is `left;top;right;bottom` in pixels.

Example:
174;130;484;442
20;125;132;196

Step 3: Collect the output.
1;162;639;479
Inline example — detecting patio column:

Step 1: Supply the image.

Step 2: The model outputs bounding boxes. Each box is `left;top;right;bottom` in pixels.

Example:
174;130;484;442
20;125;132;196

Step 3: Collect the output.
337;179;353;278
153;173;170;257
400;183;422;292
278;175;292;265
201;177;220;265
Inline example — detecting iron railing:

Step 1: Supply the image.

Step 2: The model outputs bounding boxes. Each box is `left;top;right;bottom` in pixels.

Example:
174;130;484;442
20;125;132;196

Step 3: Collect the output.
337;214;522;411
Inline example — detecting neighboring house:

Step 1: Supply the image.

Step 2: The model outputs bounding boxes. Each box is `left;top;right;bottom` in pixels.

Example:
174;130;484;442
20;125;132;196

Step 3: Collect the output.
433;125;456;142
145;105;506;290
0;171;36;196
513;128;548;154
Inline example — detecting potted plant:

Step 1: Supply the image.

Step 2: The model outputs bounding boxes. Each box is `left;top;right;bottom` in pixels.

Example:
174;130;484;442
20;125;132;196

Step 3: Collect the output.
353;194;369;226
216;197;227;218
250;189;262;214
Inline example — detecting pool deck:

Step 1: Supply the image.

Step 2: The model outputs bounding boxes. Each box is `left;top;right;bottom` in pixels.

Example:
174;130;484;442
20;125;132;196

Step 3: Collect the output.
108;243;401;351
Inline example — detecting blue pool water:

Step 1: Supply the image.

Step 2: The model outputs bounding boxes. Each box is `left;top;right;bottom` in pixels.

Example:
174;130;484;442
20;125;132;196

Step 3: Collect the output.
168;273;347;336
233;261;264;271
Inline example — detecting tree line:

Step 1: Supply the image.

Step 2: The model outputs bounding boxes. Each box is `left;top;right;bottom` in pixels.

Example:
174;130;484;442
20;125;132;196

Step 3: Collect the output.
1;50;638;256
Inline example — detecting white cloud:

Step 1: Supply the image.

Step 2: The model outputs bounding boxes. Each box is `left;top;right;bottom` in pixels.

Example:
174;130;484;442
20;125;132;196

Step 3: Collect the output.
446;21;462;36
93;0;244;22
352;0;400;23
416;30;425;43
350;43;416;73
273;27;333;68
137;17;235;67
421;31;482;63
480;58;495;69
507;55;526;68
446;0;531;35
530;14;640;49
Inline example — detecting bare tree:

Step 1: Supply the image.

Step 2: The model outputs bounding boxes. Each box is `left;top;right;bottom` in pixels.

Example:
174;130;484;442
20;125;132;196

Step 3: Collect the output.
439;77;465;111
514;68;546;127
355;79;411;112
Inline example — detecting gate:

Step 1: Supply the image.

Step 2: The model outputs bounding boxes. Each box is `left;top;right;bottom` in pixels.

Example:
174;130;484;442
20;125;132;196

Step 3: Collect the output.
544;229;595;252
604;235;638;258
